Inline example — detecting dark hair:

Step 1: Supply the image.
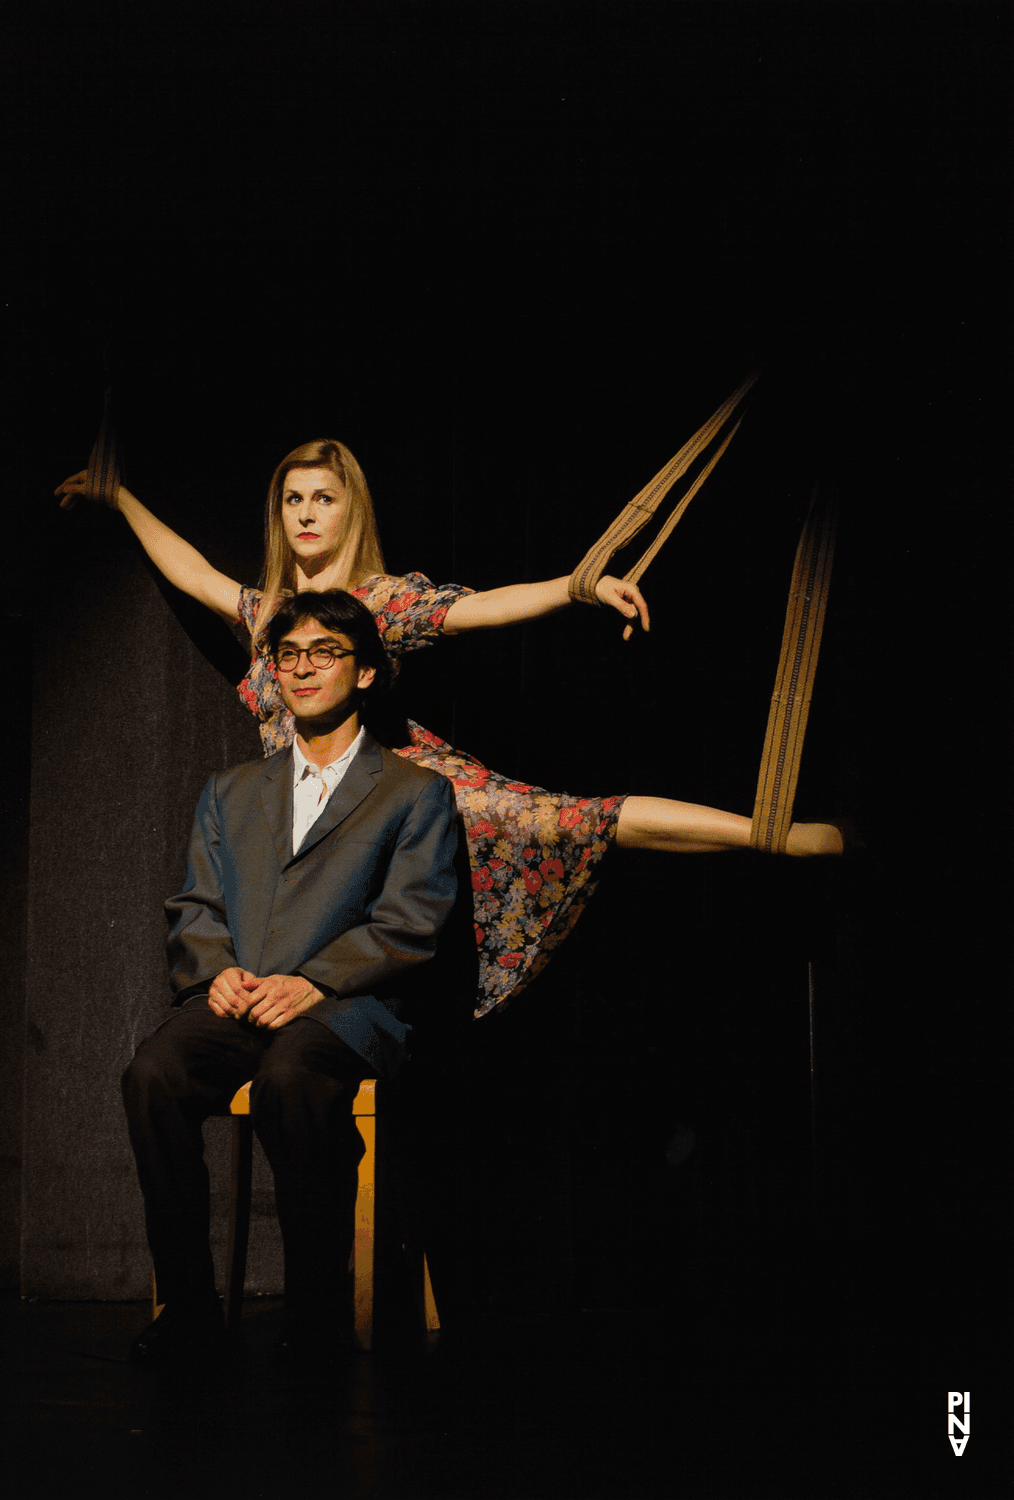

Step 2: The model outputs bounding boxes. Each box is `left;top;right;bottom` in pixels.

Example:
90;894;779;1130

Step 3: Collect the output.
267;590;394;695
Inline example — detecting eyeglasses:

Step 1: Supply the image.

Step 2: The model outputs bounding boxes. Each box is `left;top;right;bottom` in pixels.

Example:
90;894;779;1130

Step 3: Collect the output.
274;645;356;672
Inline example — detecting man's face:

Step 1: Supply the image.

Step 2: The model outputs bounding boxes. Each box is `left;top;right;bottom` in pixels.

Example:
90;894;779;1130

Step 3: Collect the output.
274;618;375;724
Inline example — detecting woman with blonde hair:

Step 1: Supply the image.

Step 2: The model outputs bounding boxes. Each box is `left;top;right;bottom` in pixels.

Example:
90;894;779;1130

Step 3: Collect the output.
57;436;842;1017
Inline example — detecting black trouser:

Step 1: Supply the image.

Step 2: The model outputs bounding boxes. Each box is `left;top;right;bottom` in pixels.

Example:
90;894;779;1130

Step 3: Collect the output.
121;1000;368;1318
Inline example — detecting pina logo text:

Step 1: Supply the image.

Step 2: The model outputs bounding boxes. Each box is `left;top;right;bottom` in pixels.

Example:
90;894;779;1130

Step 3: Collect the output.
948;1391;970;1456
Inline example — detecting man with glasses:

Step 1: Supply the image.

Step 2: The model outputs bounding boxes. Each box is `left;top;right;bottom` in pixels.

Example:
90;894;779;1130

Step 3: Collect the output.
121;590;463;1361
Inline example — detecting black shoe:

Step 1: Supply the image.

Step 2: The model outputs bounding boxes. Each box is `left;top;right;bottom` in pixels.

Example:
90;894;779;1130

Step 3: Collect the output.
130;1303;225;1365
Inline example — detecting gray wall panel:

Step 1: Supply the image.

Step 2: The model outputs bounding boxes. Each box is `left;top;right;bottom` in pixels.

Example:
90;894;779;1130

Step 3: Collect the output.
22;525;283;1297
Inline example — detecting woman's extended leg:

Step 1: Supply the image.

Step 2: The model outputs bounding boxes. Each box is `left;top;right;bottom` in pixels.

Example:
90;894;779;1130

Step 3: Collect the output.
615;797;843;856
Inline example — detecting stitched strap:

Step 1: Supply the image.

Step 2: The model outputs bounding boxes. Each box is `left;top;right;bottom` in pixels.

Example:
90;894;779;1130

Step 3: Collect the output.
83;388;122;508
567;373;758;604
750;487;838;854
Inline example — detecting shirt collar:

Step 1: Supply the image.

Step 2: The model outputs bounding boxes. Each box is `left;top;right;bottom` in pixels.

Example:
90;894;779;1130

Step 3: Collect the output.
292;725;365;782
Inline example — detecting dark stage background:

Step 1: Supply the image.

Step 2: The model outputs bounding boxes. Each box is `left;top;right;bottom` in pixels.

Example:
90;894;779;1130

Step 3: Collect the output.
3;1;1010;1493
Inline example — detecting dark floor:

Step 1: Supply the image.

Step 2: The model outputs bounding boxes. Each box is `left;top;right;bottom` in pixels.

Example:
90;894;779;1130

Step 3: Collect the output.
3;1266;1009;1500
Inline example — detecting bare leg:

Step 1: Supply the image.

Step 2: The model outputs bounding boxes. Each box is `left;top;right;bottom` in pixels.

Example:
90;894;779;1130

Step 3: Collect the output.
615;797;843;856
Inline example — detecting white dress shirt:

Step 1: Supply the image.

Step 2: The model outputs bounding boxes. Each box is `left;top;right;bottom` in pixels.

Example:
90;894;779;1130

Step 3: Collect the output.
291;727;365;855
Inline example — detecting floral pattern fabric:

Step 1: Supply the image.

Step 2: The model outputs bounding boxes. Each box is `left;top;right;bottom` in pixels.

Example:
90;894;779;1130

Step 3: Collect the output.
237;574;625;1016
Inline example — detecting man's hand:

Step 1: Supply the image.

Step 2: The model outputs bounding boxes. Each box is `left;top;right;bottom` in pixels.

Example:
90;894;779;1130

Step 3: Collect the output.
244;975;325;1030
209;969;324;1027
208;967;260;1019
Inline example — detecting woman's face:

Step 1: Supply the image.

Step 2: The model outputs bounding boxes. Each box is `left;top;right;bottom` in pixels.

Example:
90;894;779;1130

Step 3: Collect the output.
280;466;348;565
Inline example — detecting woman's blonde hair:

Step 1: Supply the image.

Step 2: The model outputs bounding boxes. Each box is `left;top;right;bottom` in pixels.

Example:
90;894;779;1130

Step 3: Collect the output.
252;439;386;646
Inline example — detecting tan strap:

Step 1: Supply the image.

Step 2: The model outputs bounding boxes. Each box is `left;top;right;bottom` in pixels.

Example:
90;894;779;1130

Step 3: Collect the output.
83;388;122;508
622;417;743;586
568;373;758;604
750;487;838;853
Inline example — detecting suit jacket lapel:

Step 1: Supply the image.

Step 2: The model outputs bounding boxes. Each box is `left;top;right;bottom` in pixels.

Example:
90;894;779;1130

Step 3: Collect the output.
295;733;383;859
259;751;296;868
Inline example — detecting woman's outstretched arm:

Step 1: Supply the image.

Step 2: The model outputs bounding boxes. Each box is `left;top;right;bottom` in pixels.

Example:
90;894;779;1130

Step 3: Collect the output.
55;473;242;624
615;797;843;856
443;574;650;641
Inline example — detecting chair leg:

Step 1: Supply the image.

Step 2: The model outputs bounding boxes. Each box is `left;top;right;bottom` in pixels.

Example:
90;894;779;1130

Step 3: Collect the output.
352;1107;376;1349
422;1256;440;1331
224;1115;253;1330
373;1089;440;1340
398;1166;440;1333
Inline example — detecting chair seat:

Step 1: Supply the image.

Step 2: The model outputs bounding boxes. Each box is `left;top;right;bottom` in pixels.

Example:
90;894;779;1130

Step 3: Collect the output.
222;1078;375;1118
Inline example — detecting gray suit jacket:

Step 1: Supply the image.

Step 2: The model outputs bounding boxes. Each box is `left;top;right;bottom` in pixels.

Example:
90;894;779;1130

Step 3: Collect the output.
164;732;461;1076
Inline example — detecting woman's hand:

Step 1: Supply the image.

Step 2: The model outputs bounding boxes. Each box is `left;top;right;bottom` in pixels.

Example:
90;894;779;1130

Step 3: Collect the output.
594;576;650;639
54;470;127;511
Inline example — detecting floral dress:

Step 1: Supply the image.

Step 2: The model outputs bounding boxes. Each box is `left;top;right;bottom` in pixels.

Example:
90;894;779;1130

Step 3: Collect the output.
237;574;625;1017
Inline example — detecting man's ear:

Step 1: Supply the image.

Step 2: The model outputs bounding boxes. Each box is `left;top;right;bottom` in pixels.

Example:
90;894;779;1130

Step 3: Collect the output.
357;665;376;692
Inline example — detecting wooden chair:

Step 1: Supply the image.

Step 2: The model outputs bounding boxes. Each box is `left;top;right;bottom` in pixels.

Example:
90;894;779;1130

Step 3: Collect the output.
153;1079;440;1349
